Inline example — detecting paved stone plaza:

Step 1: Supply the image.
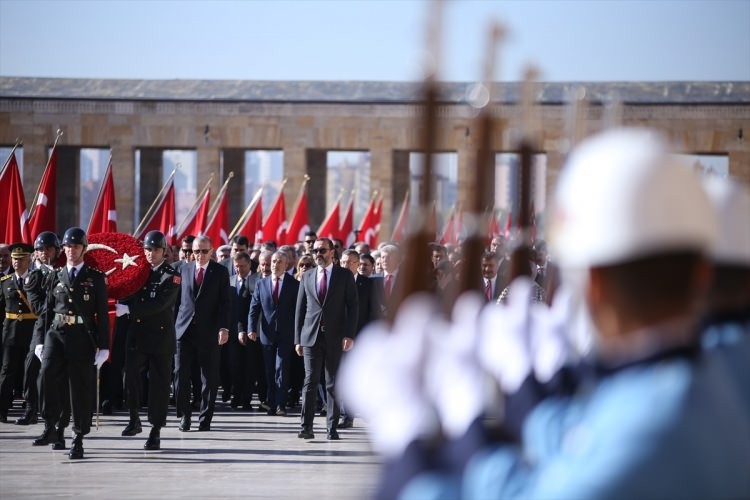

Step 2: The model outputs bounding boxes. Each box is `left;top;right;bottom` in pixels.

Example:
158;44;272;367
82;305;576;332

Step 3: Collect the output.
0;403;380;499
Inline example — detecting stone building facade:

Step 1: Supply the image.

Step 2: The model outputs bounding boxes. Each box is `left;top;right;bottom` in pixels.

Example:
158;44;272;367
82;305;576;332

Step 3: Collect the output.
1;78;748;239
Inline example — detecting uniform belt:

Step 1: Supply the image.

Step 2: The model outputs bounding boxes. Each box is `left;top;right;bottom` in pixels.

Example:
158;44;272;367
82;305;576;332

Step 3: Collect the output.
5;312;37;320
55;313;85;325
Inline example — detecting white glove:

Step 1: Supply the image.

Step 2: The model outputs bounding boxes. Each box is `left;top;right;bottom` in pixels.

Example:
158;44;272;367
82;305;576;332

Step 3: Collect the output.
338;294;438;458
115;303;130;317
531;286;575;383
94;349;110;369
424;292;486;439
34;344;44;361
478;278;537;394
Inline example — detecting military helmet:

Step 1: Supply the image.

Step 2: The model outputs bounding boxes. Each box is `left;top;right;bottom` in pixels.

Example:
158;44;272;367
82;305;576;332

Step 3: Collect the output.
34;231;61;250
62;227;88;246
143;230;168;249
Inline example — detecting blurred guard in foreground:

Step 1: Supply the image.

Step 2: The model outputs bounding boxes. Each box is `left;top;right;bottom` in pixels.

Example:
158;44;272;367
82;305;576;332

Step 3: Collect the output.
117;231;181;450
340;128;750;498
32;227;110;460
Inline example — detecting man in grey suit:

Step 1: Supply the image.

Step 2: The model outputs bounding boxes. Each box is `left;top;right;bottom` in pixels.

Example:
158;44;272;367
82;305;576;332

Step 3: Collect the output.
174;236;230;432
247;251;299;415
295;238;357;440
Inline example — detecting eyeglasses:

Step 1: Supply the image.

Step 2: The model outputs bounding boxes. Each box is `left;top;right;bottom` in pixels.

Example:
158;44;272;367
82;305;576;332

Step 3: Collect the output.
193;248;211;255
312;248;329;255
181;248;193;254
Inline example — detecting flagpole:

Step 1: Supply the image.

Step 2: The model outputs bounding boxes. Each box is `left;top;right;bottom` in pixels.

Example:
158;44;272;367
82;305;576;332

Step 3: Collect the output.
228;186;264;240
262;177;288;226
28;129;63;223
288;174;310;219
175;173;214;237
87;154;113;233
132;166;178;238
0;138;23;178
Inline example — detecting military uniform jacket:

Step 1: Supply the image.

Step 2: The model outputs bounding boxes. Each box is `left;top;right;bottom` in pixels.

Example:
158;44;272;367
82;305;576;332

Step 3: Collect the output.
32;265;110;358
26;265;57;348
0;273;36;347
120;263;181;355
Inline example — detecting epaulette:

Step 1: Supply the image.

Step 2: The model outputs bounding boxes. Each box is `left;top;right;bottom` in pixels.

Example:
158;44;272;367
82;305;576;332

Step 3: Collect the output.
162;264;177;275
0;274;12;282
88;267;104;275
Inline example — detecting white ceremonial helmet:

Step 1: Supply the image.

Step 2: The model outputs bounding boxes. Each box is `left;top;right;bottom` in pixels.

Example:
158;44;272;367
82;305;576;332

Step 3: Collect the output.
550;127;717;270
702;176;750;266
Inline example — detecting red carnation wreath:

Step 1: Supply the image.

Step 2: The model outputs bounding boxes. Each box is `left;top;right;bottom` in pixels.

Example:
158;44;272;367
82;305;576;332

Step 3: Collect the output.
83;232;150;300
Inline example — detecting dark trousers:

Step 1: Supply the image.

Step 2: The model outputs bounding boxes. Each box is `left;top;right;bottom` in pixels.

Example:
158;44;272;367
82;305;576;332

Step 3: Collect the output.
39;335;94;436
226;334;247;404
262;342;290;411
229;338;267;406
0;341;30;412
174;334;219;425
301;333;341;432
22;346;40;413
289;353;304;406
103;316;129;409
125;349;171;428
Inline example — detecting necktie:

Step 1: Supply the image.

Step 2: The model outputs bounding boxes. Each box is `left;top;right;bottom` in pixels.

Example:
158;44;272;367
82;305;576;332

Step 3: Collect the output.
196;267;204;287
273;277;280;304
18;276;24;291
70;267;77;282
318;269;327;303
385;274;393;299
485;279;492;302
238;277;245;295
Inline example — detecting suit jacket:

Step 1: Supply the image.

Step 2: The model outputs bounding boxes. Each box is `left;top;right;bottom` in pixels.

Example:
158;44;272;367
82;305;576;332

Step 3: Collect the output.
174;260;230;344
220;257;236;277
372;272;402;318
229;273;253;336
355;273;382;334
248;273;299;346
480;276;504;302
295;265;357;347
120;263;181;355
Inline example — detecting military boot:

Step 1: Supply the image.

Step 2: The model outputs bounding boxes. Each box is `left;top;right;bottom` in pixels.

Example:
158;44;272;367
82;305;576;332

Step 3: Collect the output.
144;426;161;450
52;425;67;450
68;434;83;459
121;413;142;436
32;424;57;446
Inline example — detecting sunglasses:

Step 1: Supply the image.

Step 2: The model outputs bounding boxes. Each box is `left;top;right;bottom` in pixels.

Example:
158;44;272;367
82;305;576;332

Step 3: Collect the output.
193;248;211;255
181;248;193;254
312;248;330;255
300;262;314;268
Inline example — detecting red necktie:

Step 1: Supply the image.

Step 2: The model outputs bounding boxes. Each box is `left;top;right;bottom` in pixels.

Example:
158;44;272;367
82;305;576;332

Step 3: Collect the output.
485;279;492;302
196;267;204;287
318;269;327;303
273;276;280;304
385;274;393;299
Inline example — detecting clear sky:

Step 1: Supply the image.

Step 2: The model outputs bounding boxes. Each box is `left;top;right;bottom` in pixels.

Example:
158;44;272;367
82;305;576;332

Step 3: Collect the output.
1;0;748;82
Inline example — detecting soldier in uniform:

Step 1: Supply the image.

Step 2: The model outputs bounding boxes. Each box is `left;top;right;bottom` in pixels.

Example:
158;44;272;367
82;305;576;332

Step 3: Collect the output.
116;230;181;450
31;227;110;460
0;243;36;423
16;232;61;426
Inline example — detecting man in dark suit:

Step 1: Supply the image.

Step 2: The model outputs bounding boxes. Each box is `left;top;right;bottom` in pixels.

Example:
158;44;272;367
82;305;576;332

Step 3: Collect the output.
31;227;110;460
117;231;181;450
376;244;403;317
247;250;299;415
174;235;230;432
226;251;254;409
295;238;357;440
481;251;504;303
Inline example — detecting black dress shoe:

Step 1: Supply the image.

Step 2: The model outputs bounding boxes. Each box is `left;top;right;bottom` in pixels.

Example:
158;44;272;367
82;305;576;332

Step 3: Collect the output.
15;412;38;425
297;430;314;439
52;426;66;450
33;425;56;446
69;436;83;459
197;422;210;432
144;428;160;450
100;400;113;415
179;416;191;432
277;407;287;416
327;430;340;440
338;418;353;429
266;408;277;416
121;418;143;436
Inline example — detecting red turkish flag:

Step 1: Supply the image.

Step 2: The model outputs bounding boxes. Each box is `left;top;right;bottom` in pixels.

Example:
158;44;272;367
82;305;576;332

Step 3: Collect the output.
88;159;118;235
488;212;501;239
233;193;263;246
262;189;286;245
202;185;229;249
339;196;354;247
177;188;211;242
135;178;176;245
358;196;380;247
1;152;31;243
28;146;58;238
440;208;460;245
390;192;410;243
504;211;512;237
317;199;340;240
285;190;310;245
